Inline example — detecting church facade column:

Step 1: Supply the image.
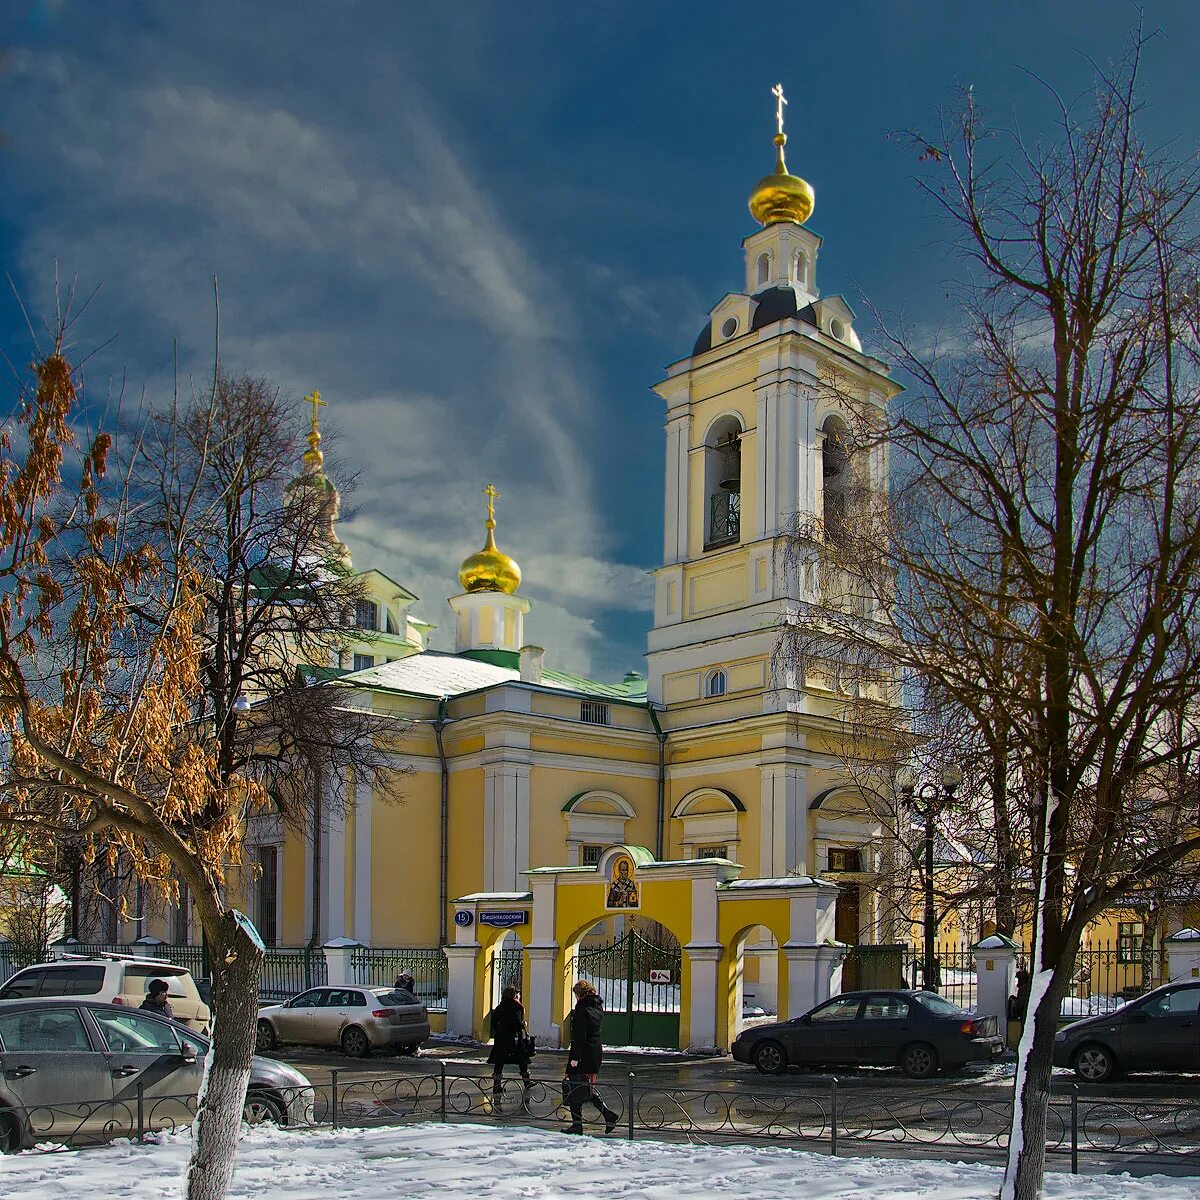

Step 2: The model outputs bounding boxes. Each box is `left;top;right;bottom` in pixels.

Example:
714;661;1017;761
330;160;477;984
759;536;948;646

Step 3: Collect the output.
483;755;532;892
352;775;373;943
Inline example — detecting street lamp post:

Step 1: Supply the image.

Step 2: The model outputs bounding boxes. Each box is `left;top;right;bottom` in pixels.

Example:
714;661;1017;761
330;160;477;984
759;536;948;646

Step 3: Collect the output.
896;764;962;992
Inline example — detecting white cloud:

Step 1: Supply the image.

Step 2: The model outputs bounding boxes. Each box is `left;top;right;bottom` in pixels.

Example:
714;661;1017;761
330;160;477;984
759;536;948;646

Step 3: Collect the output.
3;43;658;679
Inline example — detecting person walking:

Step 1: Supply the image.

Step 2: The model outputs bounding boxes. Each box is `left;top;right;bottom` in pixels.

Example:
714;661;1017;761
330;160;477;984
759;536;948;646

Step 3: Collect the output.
563;979;617;1135
487;986;533;1099
140;979;174;1019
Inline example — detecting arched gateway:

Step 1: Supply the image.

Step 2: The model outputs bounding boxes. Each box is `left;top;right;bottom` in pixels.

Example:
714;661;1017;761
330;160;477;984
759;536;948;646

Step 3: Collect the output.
444;846;848;1052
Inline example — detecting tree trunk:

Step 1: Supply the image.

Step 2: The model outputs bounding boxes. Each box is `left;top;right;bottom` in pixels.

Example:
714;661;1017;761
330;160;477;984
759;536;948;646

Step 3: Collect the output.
186;911;264;1200
1001;966;1070;1200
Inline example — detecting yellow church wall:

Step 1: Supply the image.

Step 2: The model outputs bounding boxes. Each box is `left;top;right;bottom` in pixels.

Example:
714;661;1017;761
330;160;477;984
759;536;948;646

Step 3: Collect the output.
281;824;308;946
369;766;441;945
530;768;658;856
528;731;656;766
448;765;485;911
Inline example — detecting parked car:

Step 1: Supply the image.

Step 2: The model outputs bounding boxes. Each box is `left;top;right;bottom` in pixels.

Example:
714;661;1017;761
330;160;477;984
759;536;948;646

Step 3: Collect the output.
0;954;211;1033
732;989;1005;1078
257;985;430;1058
0;999;313;1151
1053;978;1200;1082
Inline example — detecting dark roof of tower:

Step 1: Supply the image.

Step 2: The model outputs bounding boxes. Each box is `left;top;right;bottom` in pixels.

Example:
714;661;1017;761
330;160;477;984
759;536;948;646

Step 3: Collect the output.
692;285;818;356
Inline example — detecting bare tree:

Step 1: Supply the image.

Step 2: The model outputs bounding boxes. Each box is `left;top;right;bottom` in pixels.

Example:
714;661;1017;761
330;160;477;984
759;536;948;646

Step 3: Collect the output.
0;337;403;1199
781;37;1200;1200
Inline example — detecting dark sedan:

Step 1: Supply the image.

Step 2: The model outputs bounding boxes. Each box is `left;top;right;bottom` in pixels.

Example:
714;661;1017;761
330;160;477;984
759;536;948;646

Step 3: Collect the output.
1053;978;1200;1082
732;989;1005;1078
0;999;314;1151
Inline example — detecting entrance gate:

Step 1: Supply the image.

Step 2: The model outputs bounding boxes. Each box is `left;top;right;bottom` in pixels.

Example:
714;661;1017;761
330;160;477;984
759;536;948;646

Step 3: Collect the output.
490;943;523;1008
576;930;681;1048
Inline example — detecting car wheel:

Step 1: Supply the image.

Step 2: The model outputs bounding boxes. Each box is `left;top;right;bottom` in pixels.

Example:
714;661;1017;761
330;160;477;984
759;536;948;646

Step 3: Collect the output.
752;1040;788;1075
342;1026;371;1058
0;1110;22;1154
901;1042;939;1079
242;1092;286;1127
255;1019;278;1054
1073;1043;1116;1083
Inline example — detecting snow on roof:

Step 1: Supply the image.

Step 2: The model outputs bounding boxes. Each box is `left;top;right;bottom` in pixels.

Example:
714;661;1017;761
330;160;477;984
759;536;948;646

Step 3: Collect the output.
719;876;836;890
341;650;648;703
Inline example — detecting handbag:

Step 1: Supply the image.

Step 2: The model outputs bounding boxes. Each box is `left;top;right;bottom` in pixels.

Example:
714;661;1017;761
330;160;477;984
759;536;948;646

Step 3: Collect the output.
522;1034;537;1058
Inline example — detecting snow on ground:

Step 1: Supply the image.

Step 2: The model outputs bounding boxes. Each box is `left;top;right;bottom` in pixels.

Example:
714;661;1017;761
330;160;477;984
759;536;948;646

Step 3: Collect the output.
2;1122;1198;1200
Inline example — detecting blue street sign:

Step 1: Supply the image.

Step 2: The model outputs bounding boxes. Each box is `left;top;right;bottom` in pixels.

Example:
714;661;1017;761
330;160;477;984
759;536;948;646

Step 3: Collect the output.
479;910;528;929
453;910;475;927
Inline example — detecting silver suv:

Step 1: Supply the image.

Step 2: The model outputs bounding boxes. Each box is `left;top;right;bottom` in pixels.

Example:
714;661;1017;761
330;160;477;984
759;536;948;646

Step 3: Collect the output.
0;954;211;1033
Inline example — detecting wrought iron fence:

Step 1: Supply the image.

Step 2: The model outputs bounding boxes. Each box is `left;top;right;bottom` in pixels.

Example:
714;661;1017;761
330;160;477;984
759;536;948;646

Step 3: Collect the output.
350;947;448;1011
259;948;326;1001
889;938;1168;1018
490;945;523;1009
8;1069;1200;1171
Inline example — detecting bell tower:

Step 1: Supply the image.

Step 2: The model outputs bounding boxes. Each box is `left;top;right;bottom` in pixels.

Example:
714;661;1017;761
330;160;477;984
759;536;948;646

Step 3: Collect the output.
646;86;900;712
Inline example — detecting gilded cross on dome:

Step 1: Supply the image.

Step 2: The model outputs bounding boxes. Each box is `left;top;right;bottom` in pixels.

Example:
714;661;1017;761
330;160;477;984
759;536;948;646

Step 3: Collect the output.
772;83;787;137
483;483;499;527
306;389;327;430
302;389;328;470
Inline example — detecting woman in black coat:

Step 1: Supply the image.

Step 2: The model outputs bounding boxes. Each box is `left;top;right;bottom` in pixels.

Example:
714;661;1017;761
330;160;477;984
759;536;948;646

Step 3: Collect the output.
564;980;617;1134
487;986;532;1096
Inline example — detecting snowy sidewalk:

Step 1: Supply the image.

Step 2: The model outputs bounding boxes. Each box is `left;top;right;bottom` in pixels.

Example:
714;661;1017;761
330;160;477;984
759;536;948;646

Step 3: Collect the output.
2;1121;1197;1200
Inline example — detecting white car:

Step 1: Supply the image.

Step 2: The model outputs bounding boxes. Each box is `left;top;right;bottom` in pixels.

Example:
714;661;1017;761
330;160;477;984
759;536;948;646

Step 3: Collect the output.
257;985;430;1057
0;954;211;1033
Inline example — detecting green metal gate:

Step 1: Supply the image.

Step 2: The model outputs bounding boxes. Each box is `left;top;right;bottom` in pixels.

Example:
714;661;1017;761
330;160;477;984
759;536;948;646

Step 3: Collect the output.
576;930;681;1049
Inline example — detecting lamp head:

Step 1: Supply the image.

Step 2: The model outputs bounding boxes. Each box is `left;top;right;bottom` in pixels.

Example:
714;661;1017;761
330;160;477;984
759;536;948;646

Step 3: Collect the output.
939;764;963;794
895;766;918;795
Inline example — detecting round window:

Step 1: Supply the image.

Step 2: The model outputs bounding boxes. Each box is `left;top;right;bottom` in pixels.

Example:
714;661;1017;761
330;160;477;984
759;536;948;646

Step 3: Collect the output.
721;317;738;339
830;318;846;341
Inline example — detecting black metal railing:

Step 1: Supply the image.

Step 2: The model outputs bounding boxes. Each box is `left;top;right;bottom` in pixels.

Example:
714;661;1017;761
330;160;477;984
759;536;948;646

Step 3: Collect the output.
9;1069;1200;1171
705;490;740;550
864;939;1168;1018
350;947;448;1011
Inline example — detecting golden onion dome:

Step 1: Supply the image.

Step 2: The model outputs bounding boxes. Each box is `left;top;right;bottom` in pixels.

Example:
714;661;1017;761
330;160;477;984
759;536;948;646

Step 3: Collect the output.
749;131;814;227
459;484;522;595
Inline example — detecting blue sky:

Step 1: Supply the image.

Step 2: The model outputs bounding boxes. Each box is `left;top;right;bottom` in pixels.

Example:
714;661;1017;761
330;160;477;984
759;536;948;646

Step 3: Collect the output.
2;2;1198;679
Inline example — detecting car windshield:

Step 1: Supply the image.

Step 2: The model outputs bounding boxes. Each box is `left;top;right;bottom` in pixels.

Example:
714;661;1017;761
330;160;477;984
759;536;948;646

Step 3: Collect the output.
913;992;968;1017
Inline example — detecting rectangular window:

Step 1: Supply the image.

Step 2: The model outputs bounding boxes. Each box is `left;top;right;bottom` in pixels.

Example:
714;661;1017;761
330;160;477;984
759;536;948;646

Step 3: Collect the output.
581;700;610;725
256;846;279;947
828;848;863;873
697;844;729;860
352;653;375;672
1117;921;1145;965
581;844;604;867
355;599;378;630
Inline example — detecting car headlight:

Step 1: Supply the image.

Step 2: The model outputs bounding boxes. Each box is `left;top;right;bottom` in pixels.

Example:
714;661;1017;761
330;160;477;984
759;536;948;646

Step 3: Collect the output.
1054;1030;1066;1041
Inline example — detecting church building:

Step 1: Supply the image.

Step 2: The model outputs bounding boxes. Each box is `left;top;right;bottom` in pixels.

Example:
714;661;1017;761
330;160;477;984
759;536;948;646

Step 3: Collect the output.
250;94;902;1011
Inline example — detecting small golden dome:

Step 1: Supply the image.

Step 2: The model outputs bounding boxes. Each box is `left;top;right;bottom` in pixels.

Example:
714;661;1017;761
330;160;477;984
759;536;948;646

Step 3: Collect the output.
459;484;522;595
749;132;814;227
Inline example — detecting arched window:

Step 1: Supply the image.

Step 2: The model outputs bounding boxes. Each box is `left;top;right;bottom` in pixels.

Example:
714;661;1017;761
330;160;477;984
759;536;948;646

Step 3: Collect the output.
794;250;808;288
822;415;853;543
756;253;771;287
703;415;743;550
704;668;727;698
